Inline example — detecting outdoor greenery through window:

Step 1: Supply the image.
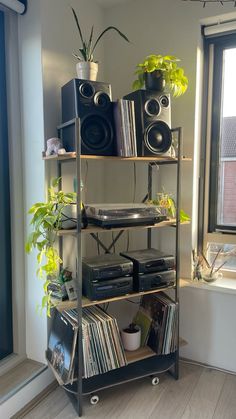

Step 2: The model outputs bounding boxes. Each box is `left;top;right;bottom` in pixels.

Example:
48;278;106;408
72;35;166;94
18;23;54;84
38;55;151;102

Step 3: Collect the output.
201;31;236;274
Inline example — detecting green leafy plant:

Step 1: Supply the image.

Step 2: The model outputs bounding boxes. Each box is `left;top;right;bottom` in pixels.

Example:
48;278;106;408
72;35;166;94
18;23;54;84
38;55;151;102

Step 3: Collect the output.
148;191;191;223
25;178;76;316
71;7;130;62
132;54;188;97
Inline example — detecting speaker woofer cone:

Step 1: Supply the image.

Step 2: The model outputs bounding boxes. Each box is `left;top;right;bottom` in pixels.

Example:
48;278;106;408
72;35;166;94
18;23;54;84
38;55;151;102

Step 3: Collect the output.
81;115;113;153
145;121;172;154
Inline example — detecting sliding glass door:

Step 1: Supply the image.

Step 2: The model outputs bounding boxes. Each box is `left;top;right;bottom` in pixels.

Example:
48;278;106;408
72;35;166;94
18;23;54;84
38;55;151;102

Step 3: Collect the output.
0;11;13;360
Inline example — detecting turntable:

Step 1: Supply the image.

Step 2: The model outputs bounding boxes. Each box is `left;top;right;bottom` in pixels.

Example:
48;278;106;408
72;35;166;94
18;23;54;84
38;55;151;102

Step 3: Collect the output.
85;203;167;228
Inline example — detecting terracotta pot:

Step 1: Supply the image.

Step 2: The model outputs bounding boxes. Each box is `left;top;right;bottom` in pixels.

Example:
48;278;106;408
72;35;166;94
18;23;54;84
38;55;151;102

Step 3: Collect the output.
76;61;98;81
144;70;165;92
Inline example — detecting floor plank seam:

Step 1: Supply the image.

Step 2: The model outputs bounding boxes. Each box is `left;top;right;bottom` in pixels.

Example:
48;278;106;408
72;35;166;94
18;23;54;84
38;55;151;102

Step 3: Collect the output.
179;366;205;419
211;373;227;419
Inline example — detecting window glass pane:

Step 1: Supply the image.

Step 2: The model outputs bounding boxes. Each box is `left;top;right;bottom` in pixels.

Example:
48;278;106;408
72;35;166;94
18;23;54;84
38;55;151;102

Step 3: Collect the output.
207;243;236;272
217;48;236;226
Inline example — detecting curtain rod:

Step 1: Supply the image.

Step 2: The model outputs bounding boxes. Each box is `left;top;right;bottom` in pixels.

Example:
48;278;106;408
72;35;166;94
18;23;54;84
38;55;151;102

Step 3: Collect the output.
0;0;26;14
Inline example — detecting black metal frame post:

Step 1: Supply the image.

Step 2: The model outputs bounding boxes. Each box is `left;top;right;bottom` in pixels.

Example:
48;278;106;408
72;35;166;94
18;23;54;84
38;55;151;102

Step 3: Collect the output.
75;118;83;417
173;127;182;380
147;164;153;249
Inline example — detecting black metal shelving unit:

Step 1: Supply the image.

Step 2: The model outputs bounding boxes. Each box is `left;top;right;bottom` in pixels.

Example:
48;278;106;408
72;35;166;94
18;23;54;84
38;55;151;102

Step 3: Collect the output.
44;120;183;417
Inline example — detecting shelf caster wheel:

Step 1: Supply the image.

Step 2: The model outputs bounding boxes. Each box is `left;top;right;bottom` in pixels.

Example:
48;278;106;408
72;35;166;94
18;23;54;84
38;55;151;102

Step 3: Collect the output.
90;394;99;405
151;376;160;386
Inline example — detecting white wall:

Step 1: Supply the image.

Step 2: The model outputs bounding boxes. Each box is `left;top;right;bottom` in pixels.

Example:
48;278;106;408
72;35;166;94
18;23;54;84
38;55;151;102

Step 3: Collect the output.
17;0;106;364
103;0;236;371
180;286;236;372
18;0;46;363
103;0;236;278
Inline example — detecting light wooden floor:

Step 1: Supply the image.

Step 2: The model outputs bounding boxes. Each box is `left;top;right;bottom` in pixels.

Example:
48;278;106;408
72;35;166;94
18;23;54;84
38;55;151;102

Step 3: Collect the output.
0;359;45;403
20;362;236;419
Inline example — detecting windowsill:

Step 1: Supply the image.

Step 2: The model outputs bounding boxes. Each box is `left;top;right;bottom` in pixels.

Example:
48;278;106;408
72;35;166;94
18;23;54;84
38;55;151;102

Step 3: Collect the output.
180;277;236;295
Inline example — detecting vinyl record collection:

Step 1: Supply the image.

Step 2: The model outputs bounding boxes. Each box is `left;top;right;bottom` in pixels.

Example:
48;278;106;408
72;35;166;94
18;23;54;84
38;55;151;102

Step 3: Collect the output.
141;293;178;355
47;293;177;384
64;306;127;379
113;99;137;157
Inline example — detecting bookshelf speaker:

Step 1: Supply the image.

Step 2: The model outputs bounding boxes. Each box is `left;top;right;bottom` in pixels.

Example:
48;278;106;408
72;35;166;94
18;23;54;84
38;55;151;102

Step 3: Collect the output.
61;79;116;155
123;90;172;157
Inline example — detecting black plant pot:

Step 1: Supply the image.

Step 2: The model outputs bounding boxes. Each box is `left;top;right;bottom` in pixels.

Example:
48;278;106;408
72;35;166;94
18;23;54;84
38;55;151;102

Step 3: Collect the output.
144;70;165;92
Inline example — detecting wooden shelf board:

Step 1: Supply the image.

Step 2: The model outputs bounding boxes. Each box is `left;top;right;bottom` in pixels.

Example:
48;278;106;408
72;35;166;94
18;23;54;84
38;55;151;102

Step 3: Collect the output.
43;152;191;163
57;219;191;237
54;285;175;312
125;346;156;364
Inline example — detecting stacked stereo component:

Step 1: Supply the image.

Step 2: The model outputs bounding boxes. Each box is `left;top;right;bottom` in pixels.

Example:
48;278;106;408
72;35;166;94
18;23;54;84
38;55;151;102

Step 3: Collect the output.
82;249;175;300
82;254;133;301
120;248;175;292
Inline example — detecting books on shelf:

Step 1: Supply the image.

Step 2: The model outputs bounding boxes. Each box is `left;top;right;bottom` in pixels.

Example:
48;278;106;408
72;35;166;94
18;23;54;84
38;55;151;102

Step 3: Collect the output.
113;99;137;157
140;292;177;355
47;306;127;383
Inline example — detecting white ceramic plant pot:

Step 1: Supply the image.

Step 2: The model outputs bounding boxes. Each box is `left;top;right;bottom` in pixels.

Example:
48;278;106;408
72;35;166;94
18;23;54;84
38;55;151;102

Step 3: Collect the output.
61;203;77;229
76;61;98;81
121;326;141;351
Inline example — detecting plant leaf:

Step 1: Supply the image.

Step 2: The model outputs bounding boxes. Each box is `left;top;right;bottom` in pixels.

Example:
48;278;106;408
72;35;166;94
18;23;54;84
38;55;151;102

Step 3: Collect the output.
71;7;85;46
91;26;129;55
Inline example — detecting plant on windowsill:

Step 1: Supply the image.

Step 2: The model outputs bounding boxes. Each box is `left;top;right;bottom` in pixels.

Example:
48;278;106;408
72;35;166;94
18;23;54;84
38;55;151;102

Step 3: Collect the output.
25;178;76;316
71;7;130;80
132;54;188;97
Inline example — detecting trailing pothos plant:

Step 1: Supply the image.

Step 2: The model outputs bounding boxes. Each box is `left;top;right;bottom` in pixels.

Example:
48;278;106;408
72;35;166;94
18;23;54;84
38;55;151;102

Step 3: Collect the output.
148;191;191;223
132;54;188;97
25;178;76;316
71;7;130;62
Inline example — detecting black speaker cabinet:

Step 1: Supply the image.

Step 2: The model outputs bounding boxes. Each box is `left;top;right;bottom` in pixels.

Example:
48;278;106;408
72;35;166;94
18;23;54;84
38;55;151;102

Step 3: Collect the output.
61;79;116;156
123;90;172;157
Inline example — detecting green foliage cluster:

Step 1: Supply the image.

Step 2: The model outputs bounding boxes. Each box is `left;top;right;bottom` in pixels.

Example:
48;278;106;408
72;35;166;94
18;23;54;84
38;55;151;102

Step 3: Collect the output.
71;7;130;62
25;178;76;316
132;54;188;97
148;191;191;223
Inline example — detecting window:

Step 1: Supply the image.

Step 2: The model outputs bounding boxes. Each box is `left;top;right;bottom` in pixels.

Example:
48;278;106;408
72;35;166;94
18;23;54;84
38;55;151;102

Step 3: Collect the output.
200;29;236;273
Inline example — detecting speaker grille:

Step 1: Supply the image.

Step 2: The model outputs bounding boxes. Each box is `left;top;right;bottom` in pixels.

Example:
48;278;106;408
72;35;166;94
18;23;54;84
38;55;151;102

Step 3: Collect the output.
81;115;114;153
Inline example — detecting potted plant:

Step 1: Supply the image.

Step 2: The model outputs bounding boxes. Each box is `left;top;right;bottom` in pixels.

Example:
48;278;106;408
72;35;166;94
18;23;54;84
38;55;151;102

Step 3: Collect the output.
71;7;130;81
25;178;77;315
121;323;141;351
148;191;191;223
132;54;188;97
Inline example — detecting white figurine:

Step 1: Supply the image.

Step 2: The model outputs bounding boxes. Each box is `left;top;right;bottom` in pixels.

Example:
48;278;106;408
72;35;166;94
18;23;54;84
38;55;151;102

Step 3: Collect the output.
46;137;63;156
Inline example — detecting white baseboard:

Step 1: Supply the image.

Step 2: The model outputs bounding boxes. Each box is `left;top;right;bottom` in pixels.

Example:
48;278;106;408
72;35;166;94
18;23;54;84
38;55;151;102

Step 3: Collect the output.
0;367;54;419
